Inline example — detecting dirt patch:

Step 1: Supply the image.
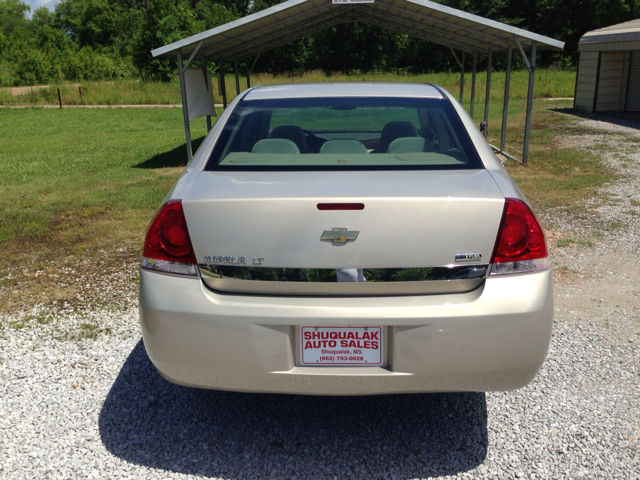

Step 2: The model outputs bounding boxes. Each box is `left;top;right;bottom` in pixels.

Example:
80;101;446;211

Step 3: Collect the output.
1;82;117;96
540;111;640;344
0;248;139;315
1;85;64;96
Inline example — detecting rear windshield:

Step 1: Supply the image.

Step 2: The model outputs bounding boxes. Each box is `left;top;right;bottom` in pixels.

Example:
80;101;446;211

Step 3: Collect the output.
204;96;483;171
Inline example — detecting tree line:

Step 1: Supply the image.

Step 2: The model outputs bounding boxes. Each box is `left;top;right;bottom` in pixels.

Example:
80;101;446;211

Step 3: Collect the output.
1;0;639;86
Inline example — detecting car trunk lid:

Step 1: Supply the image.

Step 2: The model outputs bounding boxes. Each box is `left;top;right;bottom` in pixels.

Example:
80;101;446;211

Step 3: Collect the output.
183;169;504;295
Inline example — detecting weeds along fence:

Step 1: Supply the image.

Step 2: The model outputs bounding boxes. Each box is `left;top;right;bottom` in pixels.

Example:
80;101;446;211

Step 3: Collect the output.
0;70;575;107
248;70;576;101
0;80;181;106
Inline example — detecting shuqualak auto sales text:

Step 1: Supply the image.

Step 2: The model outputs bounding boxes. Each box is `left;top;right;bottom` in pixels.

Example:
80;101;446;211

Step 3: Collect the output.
303;330;380;350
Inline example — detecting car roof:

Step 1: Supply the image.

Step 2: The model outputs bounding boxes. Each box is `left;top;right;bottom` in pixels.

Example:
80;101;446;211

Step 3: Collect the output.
243;82;445;100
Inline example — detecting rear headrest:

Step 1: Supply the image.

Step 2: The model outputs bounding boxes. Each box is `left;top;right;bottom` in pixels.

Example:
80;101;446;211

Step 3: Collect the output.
319;139;368;154
270;125;307;153
251;138;299;155
380;121;419;152
387;137;436;153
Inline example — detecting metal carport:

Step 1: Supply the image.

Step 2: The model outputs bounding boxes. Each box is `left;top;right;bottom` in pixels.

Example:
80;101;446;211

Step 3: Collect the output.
151;0;564;163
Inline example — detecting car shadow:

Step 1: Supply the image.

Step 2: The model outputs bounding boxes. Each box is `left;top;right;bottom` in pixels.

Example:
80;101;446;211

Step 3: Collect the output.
133;136;205;169
552;107;640;130
99;341;488;478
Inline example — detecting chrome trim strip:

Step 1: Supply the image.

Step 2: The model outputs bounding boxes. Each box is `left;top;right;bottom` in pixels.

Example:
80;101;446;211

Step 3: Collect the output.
202;278;483;296
198;265;488;296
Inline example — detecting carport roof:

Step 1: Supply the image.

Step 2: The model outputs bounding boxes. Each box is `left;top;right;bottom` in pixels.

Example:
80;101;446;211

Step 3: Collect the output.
151;0;564;61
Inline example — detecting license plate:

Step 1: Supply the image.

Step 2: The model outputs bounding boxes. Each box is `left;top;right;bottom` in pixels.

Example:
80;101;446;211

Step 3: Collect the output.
300;326;383;366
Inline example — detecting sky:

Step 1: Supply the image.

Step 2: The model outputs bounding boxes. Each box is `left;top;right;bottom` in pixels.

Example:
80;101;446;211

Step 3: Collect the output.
23;0;61;18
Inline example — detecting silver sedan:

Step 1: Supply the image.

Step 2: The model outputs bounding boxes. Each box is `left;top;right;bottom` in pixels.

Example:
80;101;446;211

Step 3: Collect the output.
139;82;552;395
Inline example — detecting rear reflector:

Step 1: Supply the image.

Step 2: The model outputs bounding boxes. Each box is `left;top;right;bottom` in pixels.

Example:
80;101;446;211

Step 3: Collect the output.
490;257;550;276
142;257;197;276
490;198;549;276
317;203;365;211
142;200;197;276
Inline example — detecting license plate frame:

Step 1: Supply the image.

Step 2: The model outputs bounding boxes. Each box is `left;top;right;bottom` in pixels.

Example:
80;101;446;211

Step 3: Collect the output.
299;326;383;366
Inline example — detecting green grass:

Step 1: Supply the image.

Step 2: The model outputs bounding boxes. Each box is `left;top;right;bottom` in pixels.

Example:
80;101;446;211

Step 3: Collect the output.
0;69;576;106
557;238;594;248
0;92;612;313
0;97;602;257
0;105;221;311
0;107;216;257
78;323;98;339
498;102;613;209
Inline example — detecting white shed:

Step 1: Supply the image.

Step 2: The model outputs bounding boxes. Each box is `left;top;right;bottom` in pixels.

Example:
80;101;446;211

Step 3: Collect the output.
574;19;640;113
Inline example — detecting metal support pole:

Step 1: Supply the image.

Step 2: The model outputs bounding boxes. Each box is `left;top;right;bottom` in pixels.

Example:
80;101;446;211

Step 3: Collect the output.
201;53;212;131
177;50;193;161
593;52;602;112
514;36;531;70
220;60;227;108
459;52;465;103
182;40;203;70
523;41;536;165
488;143;520;163
234;59;240;96
500;44;512;152
619;51;627;113
450;47;465;104
246;54;260;91
483;48;492;137
250;54;260;73
470;51;477;118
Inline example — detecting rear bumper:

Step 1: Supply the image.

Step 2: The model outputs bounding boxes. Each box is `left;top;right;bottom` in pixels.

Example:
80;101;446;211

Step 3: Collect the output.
139;268;553;395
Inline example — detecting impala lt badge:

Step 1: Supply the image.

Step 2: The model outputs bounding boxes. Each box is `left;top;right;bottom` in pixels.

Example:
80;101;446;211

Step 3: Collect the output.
203;256;248;264
455;253;482;262
321;227;359;244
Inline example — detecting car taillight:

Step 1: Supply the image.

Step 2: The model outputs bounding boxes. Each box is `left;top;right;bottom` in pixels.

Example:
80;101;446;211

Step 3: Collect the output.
141;200;198;276
490;198;550;276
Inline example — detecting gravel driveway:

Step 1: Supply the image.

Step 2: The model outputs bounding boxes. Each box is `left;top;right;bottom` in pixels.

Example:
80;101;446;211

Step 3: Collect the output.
1;113;639;479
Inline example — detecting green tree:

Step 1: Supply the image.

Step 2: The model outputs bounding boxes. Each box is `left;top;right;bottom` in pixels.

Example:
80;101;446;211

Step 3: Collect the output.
1;0;35;84
131;0;236;80
3;0;640;86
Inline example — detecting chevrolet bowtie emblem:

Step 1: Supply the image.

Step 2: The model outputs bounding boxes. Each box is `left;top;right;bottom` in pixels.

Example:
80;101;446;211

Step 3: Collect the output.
321;227;359;244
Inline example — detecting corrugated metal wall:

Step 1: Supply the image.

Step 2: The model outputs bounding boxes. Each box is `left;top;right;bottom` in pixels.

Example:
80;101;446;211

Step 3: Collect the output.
575;51;599;112
627;51;640;111
575;49;640;113
596;51;629;111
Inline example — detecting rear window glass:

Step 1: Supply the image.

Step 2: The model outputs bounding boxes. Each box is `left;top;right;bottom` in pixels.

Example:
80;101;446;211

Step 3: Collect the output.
204;97;483;171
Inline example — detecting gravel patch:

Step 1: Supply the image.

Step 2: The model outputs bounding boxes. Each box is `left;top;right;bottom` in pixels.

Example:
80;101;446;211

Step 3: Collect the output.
1;302;637;479
1;114;639;479
546;114;640;255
